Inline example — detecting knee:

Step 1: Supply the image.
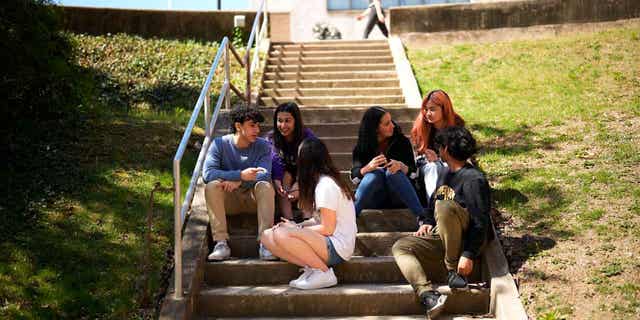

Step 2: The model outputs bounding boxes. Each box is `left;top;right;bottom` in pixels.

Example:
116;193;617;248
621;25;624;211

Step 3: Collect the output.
272;227;290;244
205;180;225;199
254;181;275;197
435;200;457;223
385;169;408;184
261;228;274;245
392;237;414;257
358;170;385;190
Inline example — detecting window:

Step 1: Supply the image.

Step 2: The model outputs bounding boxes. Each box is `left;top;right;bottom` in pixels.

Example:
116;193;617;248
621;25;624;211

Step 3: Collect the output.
327;0;470;10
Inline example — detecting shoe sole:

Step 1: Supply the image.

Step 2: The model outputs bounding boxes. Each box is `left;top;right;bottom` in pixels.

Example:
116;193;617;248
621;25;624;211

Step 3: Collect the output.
294;280;338;290
426;295;447;319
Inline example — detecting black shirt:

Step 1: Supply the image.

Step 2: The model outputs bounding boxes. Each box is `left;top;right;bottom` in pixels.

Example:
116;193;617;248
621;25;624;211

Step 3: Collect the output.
420;163;491;259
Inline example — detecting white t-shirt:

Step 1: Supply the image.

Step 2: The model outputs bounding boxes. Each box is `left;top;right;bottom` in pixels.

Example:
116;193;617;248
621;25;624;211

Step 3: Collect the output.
314;175;357;261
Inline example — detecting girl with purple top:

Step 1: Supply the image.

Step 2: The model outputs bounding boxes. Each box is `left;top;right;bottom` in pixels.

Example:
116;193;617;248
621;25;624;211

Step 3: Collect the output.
268;102;315;220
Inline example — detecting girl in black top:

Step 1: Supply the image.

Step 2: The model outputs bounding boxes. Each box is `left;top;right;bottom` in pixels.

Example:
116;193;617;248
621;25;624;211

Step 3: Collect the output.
351;106;424;218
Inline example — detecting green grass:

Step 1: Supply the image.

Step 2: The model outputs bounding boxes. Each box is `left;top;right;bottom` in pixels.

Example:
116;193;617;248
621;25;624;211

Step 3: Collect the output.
409;25;640;318
1;33;250;319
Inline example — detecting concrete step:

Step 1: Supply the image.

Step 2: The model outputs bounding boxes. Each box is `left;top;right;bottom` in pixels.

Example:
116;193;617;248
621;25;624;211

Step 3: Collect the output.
224;232;411;258
329;152;353;171
205;256;405;286
271;43;389;52
197;283;489;317
273;40;387;45
261;87;402;98
259;95;405;107
197;283;422;317
263;78;400;89
265;63;396;72
269;49;391;58
216;106;417;125
267;56;393;65
263;70;398;81
211;120;414;138
223;209;418;238
202;316;494;320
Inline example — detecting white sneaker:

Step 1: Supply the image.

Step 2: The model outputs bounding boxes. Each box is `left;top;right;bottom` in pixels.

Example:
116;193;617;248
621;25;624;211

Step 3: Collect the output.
207;240;230;261
289;266;313;288
295;267;338;290
259;243;278;261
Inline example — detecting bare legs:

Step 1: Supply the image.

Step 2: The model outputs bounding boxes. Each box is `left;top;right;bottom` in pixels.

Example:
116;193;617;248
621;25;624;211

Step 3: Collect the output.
261;226;329;271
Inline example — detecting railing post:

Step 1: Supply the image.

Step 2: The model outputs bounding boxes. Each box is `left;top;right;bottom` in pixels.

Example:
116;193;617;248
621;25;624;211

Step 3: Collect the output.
225;41;231;110
246;53;251;106
173;161;183;300
204;94;211;136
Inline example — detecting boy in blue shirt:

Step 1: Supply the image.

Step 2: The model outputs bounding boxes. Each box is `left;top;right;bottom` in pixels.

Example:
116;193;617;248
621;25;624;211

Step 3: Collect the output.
203;106;276;261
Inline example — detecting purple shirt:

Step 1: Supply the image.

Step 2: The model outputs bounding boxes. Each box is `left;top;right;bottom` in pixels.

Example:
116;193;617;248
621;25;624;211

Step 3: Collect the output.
268;128;315;181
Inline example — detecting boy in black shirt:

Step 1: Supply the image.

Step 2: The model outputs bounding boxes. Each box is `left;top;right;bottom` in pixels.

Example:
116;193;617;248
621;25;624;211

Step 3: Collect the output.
392;126;490;318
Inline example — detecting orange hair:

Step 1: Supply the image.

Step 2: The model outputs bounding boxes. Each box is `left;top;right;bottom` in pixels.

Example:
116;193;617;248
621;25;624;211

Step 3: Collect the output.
411;90;465;155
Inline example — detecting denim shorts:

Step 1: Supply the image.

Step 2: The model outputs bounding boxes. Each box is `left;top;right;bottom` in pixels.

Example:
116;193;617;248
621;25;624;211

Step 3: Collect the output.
325;237;345;267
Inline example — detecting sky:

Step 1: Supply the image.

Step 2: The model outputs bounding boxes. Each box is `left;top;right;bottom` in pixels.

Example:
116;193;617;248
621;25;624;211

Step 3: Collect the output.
57;0;250;11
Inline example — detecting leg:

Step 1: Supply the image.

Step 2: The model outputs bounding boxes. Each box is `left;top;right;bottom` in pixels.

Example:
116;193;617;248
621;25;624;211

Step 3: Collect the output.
385;170;425;218
252;181;276;241
392;235;448;297
261;227;307;266
204;180;235;241
434;200;470;271
277;172;295;220
363;8;377;39
273;226;329;271
354;169;387;216
376;17;389;37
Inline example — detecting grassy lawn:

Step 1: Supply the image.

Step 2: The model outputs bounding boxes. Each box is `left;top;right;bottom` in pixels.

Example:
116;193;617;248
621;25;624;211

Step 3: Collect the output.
408;23;640;319
1;33;251;319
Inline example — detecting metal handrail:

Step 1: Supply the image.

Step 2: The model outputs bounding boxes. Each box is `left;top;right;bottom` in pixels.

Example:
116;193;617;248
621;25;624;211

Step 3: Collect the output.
172;0;268;300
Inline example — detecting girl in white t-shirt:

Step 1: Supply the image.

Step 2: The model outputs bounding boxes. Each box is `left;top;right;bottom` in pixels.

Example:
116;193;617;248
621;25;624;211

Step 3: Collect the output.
261;137;357;290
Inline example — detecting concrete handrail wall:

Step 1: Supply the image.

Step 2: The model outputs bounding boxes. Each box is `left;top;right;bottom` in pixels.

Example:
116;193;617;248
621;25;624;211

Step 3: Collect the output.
60;6;257;42
389;0;640;34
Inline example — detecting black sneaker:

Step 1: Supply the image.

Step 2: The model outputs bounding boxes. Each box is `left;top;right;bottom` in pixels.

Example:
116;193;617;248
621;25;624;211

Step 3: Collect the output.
420;290;447;318
447;270;467;289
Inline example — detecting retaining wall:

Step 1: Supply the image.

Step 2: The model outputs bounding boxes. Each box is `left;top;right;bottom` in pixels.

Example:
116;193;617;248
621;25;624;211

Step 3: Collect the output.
389;0;640;34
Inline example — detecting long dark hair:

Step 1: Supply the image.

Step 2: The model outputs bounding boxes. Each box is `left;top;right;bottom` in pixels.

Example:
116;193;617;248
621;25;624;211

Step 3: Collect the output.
271;102;305;151
297;137;353;212
353;106;403;160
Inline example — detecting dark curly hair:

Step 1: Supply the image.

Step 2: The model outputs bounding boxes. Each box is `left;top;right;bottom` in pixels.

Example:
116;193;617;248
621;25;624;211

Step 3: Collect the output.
434;126;477;161
229;106;264;133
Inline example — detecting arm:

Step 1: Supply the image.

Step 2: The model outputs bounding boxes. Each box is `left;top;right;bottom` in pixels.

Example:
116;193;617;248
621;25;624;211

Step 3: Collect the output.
356;7;371;20
202;137;242;183
392;136;417;175
461;178;491;259
270;145;285;181
351;148;366;180
306;207;337;236
255;141;272;182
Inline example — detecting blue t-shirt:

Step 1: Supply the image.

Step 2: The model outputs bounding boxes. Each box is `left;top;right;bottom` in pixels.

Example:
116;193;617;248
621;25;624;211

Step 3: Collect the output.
202;134;272;187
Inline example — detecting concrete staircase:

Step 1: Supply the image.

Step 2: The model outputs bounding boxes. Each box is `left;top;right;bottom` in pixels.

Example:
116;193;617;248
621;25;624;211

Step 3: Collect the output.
194;40;499;319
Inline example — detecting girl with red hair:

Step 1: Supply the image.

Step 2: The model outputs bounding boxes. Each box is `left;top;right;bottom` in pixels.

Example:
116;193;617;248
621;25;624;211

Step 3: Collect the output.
411;90;465;203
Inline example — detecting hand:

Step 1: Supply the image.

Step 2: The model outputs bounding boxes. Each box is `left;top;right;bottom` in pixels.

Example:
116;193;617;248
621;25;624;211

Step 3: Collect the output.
240;167;262;181
363;154;387;174
424;149;438;162
274;180;286;197
457;256;474;276
220;180;241;192
287;189;299;201
414;224;433;236
385;159;405;174
279;217;297;228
